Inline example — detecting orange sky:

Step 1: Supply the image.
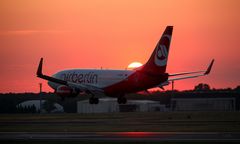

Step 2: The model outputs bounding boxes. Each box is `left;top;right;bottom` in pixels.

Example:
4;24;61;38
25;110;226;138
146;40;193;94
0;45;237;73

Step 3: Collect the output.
0;0;240;93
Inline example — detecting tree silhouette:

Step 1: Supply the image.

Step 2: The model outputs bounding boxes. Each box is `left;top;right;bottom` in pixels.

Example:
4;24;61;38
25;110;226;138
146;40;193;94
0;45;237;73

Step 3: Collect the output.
234;85;240;92
194;83;211;91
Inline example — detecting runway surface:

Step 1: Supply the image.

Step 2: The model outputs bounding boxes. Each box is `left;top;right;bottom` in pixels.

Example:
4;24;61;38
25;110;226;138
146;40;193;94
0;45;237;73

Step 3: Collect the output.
1;112;240;133
1;132;240;142
1;113;240;142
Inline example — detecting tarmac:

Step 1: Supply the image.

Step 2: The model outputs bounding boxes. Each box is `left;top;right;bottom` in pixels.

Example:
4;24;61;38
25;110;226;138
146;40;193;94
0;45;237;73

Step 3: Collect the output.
1;132;240;142
1;112;240;142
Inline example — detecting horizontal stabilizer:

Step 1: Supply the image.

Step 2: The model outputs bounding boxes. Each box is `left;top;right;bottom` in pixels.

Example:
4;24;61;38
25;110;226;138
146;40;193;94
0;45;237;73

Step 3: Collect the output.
168;59;215;82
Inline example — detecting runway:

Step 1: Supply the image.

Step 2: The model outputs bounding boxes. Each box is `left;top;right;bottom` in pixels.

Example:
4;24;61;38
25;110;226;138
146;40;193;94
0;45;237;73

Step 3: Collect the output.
1;113;240;142
1;132;240;142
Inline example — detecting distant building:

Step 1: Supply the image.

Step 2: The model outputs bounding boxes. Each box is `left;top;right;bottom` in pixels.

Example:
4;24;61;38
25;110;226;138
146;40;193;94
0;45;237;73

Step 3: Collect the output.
171;97;236;111
17;100;64;113
77;98;166;113
119;100;167;112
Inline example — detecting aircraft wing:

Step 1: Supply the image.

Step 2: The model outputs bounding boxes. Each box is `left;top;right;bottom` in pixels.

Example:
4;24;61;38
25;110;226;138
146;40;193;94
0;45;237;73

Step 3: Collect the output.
168;59;214;81
36;58;104;94
156;59;214;89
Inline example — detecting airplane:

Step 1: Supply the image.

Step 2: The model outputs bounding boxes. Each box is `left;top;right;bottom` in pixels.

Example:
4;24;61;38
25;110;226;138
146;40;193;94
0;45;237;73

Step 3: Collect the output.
36;26;214;104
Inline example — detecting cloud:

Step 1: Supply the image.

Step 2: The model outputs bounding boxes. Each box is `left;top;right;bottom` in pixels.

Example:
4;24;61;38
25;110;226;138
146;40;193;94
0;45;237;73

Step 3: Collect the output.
0;30;71;35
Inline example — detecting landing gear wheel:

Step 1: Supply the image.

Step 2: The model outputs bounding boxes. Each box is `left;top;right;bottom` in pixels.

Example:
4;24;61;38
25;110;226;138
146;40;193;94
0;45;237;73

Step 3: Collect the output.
89;97;94;104
94;98;99;104
122;97;127;104
118;97;127;104
117;98;121;104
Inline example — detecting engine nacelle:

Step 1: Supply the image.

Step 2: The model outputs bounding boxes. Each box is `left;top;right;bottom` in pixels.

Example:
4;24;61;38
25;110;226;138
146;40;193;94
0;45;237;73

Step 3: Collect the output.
55;85;78;97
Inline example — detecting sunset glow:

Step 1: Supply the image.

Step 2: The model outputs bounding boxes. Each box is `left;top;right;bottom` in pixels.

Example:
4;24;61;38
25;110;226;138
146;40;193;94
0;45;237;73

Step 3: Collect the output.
0;0;239;93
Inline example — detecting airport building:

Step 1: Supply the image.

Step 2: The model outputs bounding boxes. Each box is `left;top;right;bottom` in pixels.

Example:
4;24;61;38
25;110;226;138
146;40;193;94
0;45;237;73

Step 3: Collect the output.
77;92;239;113
170;92;237;111
77;98;167;113
171;97;235;111
17;100;64;113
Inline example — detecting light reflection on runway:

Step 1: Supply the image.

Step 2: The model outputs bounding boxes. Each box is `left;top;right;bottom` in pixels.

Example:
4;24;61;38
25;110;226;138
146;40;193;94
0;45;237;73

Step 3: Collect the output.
109;131;173;138
117;131;156;137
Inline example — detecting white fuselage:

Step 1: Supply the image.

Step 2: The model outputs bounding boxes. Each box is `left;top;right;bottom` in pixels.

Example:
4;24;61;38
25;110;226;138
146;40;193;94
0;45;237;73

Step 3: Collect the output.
48;69;135;89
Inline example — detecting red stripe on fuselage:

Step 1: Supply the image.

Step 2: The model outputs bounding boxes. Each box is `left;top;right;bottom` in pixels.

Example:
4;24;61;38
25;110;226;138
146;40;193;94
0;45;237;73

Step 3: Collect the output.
103;71;168;96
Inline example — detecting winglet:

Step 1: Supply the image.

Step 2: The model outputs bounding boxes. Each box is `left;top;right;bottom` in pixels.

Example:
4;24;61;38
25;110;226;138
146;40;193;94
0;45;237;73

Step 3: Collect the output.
204;59;214;75
37;58;43;76
36;58;68;85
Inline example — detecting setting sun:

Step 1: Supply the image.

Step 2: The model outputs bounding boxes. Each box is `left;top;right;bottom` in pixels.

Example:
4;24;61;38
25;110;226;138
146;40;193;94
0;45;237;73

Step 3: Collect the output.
127;62;143;69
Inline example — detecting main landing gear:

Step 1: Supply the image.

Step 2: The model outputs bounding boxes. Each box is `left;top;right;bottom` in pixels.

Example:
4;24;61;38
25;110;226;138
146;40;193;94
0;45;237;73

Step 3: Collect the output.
117;97;127;104
88;92;127;105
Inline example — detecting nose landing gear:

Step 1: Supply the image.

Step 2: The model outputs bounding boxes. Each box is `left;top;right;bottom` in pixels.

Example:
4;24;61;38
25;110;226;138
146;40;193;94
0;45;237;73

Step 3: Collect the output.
87;91;99;104
89;97;99;104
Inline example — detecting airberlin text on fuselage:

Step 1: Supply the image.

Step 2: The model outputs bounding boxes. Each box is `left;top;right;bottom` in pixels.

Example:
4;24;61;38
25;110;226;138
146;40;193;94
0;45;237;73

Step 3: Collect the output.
62;72;98;84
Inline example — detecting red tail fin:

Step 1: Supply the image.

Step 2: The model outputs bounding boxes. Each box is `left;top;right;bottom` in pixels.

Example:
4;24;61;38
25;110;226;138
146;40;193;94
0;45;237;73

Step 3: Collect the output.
141;26;173;75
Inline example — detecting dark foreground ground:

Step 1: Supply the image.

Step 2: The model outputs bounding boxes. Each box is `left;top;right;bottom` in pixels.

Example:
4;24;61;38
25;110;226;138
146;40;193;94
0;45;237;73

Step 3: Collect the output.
0;112;240;143
1;141;238;144
0;112;240;132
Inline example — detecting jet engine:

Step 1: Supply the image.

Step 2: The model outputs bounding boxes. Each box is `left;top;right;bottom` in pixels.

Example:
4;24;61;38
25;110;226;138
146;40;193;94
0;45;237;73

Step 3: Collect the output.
55;85;79;97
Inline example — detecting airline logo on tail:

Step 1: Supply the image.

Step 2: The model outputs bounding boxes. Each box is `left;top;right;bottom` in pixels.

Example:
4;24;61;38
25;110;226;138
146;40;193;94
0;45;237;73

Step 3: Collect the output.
154;34;171;66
